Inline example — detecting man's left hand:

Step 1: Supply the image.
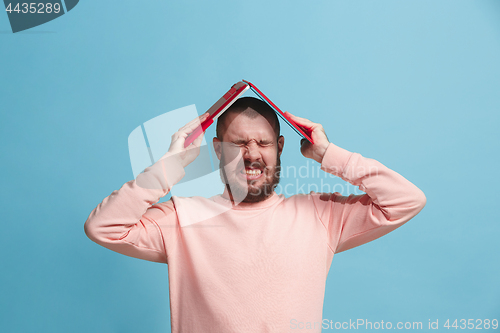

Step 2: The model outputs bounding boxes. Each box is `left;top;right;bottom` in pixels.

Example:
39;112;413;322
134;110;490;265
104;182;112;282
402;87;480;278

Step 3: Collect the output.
284;111;330;164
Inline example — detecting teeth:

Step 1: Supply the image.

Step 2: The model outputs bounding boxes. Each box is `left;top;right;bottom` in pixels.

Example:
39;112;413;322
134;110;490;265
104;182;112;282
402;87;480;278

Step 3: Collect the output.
245;169;262;176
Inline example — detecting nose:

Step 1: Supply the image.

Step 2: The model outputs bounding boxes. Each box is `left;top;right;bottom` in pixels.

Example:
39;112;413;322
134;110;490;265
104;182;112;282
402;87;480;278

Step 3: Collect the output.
243;141;261;162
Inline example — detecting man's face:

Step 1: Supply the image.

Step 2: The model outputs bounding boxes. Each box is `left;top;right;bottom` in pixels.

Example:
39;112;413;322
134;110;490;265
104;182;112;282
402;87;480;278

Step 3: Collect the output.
213;111;284;203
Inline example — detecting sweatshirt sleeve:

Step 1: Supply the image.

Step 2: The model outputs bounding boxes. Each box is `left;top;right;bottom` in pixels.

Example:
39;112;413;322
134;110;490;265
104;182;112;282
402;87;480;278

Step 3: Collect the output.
311;143;426;254
84;153;185;263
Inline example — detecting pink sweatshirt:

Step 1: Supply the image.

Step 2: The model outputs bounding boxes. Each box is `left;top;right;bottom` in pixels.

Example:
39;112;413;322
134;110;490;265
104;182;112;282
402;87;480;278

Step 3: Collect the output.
84;143;426;333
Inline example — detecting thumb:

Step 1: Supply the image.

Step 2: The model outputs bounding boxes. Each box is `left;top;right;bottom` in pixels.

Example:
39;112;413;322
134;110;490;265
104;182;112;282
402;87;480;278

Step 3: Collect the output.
300;138;312;157
191;130;205;148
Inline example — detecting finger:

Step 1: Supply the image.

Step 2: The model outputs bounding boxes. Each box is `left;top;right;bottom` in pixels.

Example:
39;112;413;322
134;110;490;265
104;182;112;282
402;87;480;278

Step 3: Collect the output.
300;138;312;149
183;112;209;131
300;139;312;156
285;111;316;128
179;112;210;132
178;120;206;140
300;138;307;150
183;133;204;149
181;125;204;148
191;130;205;147
293;118;317;130
184;122;203;136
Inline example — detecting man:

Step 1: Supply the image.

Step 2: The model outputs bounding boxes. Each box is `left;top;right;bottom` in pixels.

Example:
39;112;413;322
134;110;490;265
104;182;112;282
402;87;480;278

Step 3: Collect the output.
85;97;426;333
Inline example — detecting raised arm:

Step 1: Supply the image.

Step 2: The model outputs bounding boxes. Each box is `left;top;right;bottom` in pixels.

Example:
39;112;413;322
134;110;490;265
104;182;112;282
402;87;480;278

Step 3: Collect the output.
84;112;209;263
285;111;426;253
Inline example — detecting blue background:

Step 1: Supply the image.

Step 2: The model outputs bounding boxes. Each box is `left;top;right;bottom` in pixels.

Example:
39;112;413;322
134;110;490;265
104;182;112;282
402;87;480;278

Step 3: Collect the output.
1;0;499;332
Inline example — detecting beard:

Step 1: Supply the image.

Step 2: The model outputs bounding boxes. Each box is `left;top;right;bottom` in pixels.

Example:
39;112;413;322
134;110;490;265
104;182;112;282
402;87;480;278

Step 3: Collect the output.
219;150;281;204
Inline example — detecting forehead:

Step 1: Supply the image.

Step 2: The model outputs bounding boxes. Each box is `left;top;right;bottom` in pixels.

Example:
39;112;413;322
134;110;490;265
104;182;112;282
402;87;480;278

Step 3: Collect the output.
221;112;276;141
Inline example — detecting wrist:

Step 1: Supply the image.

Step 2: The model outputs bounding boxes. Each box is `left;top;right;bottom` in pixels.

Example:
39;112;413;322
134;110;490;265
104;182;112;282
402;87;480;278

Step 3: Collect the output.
320;143;353;178
315;142;330;164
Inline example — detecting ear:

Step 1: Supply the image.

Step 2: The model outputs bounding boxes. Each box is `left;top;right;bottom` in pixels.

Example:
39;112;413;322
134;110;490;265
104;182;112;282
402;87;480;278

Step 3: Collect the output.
277;135;284;157
213;137;222;160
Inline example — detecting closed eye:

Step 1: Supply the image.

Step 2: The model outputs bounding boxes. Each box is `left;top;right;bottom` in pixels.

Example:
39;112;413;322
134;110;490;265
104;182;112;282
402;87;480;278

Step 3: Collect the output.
230;141;246;147
258;141;274;147
231;140;274;147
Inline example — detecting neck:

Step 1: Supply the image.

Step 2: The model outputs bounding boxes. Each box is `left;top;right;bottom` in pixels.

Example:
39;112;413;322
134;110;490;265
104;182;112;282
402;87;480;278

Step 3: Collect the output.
222;185;276;204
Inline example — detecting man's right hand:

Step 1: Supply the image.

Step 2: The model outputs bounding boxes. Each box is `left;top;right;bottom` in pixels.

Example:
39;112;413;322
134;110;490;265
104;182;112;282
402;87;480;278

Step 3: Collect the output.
164;112;210;168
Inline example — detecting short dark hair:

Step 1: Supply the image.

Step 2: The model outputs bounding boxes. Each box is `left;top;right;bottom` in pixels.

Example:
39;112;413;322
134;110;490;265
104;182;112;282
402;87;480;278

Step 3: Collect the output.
216;97;280;140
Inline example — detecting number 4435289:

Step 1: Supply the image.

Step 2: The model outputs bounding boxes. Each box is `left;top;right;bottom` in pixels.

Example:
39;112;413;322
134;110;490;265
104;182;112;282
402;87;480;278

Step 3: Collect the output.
5;3;62;14
444;319;498;330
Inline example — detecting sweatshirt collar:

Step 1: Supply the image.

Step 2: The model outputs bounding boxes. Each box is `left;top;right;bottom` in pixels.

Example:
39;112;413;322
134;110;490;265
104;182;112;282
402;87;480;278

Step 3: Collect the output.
212;188;282;210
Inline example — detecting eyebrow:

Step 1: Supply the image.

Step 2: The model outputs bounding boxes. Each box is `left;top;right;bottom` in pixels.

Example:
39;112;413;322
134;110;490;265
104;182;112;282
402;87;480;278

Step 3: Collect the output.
232;139;274;145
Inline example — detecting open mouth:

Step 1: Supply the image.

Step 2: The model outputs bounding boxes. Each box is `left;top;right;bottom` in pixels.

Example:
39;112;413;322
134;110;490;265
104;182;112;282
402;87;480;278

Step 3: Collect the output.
240;166;264;179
